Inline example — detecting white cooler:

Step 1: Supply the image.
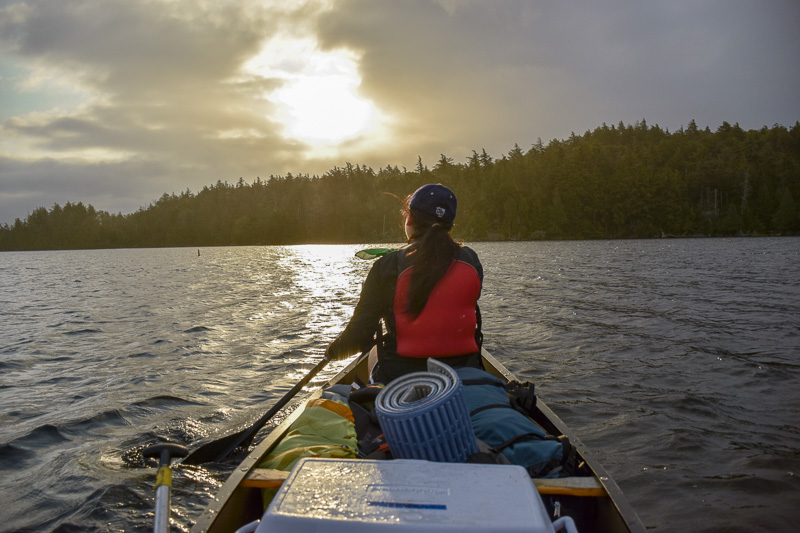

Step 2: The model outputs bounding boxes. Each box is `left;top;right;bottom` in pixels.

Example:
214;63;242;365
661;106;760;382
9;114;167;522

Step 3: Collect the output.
248;457;557;533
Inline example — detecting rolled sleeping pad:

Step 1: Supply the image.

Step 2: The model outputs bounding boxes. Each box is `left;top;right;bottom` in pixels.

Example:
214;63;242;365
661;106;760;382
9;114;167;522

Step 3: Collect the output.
375;359;478;462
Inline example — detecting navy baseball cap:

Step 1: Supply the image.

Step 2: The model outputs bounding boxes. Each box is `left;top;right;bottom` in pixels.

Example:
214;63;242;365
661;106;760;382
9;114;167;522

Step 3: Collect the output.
409;183;457;224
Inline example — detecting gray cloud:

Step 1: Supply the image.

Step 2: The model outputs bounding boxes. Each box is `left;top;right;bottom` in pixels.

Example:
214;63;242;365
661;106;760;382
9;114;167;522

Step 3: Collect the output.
0;155;173;218
1;0;798;225
2;1;268;87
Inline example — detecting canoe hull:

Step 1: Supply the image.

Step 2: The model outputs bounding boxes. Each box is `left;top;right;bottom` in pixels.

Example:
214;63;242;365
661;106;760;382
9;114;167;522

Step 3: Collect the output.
191;350;645;533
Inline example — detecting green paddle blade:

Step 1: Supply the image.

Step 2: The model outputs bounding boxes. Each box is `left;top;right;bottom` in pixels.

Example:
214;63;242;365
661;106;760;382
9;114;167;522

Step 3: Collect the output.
355;248;397;260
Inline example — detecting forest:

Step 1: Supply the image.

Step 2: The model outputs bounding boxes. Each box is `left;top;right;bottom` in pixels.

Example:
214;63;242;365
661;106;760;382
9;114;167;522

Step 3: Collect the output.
1;119;798;251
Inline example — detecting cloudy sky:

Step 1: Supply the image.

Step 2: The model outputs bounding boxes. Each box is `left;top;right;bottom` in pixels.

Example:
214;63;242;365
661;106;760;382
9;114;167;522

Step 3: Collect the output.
1;0;798;225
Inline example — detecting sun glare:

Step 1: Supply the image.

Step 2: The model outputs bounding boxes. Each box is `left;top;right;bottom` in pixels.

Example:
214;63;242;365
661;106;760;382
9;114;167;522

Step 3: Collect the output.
274;74;375;144
244;37;382;150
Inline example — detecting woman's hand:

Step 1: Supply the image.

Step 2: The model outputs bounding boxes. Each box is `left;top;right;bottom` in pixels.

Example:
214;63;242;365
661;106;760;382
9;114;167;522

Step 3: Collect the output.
324;343;348;361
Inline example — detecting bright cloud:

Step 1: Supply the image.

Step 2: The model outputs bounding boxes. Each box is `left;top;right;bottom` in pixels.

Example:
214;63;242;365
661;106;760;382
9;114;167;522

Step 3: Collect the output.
244;35;386;155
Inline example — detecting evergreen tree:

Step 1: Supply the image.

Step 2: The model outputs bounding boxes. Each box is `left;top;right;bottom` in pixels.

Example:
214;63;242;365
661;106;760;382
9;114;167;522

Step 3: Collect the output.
2;120;798;251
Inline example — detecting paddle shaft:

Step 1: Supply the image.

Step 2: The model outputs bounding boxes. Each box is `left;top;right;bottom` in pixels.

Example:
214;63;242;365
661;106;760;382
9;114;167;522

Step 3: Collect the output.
183;356;332;465
153;483;170;533
142;444;188;533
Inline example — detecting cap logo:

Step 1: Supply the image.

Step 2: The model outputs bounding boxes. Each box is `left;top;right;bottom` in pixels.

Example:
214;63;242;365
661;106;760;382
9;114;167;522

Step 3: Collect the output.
435;206;445;218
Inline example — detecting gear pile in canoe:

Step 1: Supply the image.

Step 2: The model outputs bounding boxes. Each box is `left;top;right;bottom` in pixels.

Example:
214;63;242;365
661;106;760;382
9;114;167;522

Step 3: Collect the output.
162;349;645;533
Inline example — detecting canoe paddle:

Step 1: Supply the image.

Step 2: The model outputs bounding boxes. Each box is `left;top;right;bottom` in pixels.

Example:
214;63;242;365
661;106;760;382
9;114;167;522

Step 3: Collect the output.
143;443;188;533
182;356;333;465
355;247;397;260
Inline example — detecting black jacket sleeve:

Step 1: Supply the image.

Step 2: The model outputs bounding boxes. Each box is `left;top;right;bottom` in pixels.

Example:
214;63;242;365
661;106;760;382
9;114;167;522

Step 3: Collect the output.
326;254;397;359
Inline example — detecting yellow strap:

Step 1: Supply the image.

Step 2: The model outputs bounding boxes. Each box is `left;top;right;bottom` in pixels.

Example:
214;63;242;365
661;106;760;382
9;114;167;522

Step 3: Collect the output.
155;466;172;489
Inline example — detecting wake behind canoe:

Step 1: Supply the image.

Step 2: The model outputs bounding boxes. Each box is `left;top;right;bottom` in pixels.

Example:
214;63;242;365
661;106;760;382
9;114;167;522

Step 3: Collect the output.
190;349;645;533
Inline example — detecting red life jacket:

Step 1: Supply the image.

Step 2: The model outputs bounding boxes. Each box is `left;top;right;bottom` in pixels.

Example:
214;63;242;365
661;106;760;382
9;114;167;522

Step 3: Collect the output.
393;259;481;358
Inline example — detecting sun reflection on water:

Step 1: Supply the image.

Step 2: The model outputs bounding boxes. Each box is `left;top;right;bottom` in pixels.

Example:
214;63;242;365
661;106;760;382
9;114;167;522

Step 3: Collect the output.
187;244;392;399
282;245;369;324
272;244;377;381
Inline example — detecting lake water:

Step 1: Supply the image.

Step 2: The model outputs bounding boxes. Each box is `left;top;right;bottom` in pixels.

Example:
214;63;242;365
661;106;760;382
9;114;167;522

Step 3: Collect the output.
1;238;798;532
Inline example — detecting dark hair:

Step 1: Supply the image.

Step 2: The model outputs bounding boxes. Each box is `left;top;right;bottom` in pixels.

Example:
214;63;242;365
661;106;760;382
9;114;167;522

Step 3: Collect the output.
402;197;460;318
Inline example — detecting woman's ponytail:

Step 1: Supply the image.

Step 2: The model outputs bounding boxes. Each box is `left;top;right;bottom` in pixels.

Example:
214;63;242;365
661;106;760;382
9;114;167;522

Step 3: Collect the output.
405;208;459;318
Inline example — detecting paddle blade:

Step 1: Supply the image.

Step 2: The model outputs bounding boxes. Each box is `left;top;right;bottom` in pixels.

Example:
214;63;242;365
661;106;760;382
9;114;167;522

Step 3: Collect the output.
182;429;247;465
355;248;397;260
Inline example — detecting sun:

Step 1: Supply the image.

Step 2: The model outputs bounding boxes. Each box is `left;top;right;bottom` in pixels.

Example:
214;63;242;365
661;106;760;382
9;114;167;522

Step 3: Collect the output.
272;62;377;145
244;37;382;149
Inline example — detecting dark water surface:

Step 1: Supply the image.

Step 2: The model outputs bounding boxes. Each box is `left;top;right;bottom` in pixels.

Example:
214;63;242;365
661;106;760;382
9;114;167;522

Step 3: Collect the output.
1;238;798;532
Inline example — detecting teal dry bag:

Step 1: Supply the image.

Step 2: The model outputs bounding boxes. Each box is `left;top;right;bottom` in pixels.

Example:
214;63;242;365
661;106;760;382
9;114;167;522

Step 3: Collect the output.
455;367;564;478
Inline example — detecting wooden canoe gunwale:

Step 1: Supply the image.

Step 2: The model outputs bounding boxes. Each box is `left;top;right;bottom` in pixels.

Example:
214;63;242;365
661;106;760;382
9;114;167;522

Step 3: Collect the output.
191;350;645;533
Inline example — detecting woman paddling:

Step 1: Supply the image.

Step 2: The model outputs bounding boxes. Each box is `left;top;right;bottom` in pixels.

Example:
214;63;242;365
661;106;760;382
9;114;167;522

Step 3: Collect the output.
325;183;484;383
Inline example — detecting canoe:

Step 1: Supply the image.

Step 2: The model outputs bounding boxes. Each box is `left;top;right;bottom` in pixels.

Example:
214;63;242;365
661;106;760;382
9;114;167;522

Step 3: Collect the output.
190;349;645;532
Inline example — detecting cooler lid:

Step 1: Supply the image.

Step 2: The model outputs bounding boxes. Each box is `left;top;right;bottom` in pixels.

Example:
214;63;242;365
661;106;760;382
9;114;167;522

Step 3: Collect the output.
258;458;554;533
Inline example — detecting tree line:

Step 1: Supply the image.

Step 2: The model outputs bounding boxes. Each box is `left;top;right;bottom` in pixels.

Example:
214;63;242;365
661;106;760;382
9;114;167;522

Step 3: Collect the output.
1;119;798;251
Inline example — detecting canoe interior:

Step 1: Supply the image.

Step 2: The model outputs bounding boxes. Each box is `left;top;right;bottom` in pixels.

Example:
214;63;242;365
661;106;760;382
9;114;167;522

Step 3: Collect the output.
191;350;645;533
